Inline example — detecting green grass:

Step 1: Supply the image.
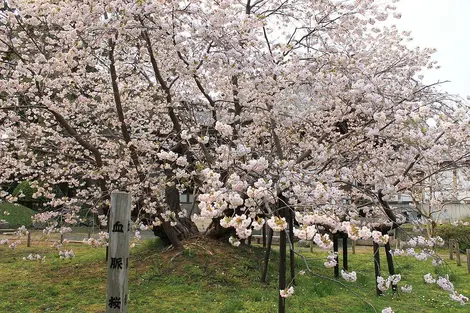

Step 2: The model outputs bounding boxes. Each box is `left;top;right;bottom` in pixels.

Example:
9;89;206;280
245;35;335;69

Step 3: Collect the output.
0;202;35;228
0;237;469;313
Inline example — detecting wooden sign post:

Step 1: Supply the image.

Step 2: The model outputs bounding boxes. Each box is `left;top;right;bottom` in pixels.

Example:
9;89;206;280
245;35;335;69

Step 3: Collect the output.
106;191;131;313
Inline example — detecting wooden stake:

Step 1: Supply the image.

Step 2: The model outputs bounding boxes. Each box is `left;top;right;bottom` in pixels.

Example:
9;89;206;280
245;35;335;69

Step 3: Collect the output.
449;239;454;260
467;249;470;274
27;231;31;248
456;242;461;266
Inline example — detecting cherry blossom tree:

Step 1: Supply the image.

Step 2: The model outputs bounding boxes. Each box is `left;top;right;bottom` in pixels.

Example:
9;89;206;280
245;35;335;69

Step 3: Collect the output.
1;0;470;311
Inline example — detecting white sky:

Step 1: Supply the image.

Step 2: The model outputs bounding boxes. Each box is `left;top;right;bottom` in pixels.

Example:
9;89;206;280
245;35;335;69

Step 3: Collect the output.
394;0;470;98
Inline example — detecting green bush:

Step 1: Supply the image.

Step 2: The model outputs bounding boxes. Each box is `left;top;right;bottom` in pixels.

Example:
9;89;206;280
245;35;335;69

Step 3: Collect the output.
0;202;35;228
11;181;66;211
435;220;470;251
12;181;41;210
12;181;37;201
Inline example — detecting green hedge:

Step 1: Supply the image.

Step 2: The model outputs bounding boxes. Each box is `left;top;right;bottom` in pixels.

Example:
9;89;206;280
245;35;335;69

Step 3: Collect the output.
436;221;470;251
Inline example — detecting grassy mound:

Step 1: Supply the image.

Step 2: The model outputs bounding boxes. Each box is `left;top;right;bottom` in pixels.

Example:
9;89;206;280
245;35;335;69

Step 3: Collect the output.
0;236;469;312
0;202;35;228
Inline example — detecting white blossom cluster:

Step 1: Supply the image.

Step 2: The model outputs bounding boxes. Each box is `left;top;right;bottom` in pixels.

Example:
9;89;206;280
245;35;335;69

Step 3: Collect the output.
314;233;334;250
436;276;454;292
267;216;288;232
219;214;265;244
33;211;60;225
280;286;294;298
401;285;413;293
407;236;444;248
423;273;436;284
389;249;405;256
242;157;269;174
324;251;337;268
83;232;109;247
424;274;468;305
450;292;469;305
15;225;28;236
220;214;252;239
228;236;240;247
371;231;389;245
23;253;45;262
377;274;401;292
341;270;357;282
341;223;373;241
293;225;317;241
161;210;178;227
59;249;75;259
8;240;21;249
214;121;233;137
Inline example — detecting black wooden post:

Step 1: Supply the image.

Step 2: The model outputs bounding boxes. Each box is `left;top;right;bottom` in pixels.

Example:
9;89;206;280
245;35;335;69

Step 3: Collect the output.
262;222;267;248
342;235;348;271
333;234;339;278
384;242;396;292
373;242;382;296
261;227;274;283
288;209;295;285
278;207;287;313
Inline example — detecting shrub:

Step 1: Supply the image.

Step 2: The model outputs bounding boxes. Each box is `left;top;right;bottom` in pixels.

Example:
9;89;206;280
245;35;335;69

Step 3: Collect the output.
435;220;470;251
12;181;66;211
12;181;37;201
0;202;35;228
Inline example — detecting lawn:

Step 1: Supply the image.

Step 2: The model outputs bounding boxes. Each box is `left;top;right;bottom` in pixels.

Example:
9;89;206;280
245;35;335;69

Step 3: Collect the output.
0;234;469;313
0;202;35;228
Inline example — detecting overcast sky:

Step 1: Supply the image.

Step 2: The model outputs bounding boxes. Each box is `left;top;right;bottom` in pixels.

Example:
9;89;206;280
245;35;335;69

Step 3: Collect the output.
394;0;470;99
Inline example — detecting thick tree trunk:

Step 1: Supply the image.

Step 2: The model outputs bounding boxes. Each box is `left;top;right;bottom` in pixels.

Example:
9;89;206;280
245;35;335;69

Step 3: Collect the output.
204;217;236;240
153;180;199;249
